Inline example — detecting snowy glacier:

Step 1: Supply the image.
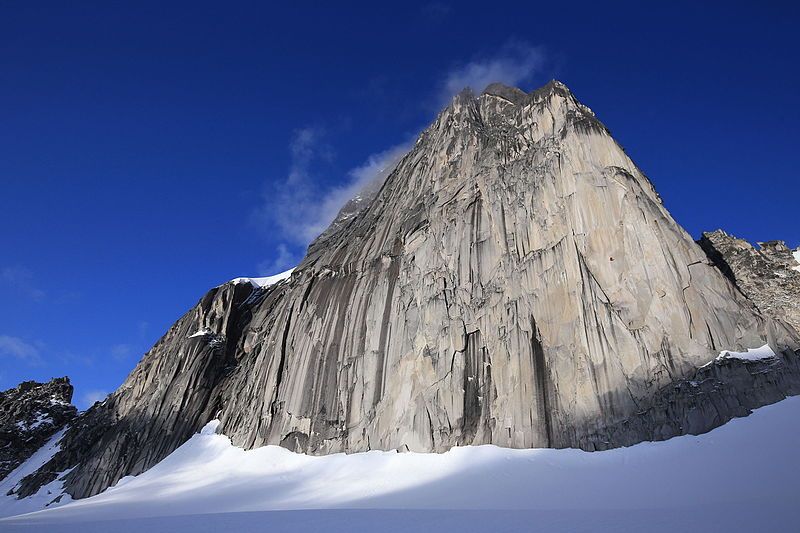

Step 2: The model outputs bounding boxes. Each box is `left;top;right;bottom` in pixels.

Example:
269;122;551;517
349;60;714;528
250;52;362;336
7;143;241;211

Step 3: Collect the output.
1;396;799;532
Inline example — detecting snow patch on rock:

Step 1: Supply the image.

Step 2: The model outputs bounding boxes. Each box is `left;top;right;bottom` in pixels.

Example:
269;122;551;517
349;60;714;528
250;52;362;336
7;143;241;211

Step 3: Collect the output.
15;413;53;431
793;249;800;272
187;328;213;339
0;429;72;518
714;344;776;364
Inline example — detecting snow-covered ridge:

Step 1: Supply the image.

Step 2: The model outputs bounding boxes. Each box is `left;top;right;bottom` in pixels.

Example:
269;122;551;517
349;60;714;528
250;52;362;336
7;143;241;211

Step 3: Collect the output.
3;397;800;532
229;267;295;288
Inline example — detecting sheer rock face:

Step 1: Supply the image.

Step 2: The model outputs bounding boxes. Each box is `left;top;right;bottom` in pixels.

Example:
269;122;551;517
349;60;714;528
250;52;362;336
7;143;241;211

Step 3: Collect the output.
0;378;76;483
17;81;800;500
699;230;800;332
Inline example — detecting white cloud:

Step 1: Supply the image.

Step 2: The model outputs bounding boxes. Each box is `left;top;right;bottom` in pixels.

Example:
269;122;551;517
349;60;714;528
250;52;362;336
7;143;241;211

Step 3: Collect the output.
81;390;108;408
258;244;297;276
439;41;545;104
252;127;326;245
1;266;46;301
137;321;150;341
253;129;411;249
251;42;543;273
303;141;411;240
0;335;41;363
110;344;133;361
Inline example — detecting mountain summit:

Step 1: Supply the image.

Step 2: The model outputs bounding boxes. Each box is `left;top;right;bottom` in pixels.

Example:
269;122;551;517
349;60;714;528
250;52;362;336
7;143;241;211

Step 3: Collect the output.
11;81;800;501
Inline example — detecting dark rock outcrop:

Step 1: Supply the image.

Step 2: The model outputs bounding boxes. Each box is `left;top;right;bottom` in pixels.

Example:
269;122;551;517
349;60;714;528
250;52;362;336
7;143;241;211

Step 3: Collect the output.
579;349;800;449
0;378;77;482
699;230;800;332
14;81;800;501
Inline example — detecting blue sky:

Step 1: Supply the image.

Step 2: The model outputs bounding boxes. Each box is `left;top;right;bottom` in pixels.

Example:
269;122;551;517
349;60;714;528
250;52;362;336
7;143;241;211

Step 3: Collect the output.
1;1;798;408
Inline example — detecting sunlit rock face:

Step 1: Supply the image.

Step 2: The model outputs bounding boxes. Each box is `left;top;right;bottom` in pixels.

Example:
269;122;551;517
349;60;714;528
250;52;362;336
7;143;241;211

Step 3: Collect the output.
16;81;800;500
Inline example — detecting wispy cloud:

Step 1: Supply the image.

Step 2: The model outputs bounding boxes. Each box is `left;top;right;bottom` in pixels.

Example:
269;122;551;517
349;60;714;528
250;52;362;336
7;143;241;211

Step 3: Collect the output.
1;266;46;302
80;390;108;409
439;41;546;104
110;343;133;361
252;129;411;274
252;127;330;246
303;141;411;240
251;42;543;276
0;335;42;363
257;244;296;276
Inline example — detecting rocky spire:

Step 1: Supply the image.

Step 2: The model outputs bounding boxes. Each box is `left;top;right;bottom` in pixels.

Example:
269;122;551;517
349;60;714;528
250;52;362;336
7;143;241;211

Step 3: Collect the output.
699;229;800;331
0;378;76;483
15;82;800;500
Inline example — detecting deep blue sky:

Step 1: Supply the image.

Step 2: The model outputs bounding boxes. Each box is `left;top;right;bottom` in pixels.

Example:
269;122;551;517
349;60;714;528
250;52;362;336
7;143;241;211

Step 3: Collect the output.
1;1;798;408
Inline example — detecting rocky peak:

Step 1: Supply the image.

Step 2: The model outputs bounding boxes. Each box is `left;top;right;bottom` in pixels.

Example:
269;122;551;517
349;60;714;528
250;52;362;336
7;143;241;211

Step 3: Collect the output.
699;230;800;331
12;81;800;502
481;82;528;104
0;377;77;482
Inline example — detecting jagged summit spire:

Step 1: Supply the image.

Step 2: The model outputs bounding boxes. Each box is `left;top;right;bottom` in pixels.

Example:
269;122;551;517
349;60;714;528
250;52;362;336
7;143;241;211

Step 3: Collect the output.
481;82;528;104
479;79;573;104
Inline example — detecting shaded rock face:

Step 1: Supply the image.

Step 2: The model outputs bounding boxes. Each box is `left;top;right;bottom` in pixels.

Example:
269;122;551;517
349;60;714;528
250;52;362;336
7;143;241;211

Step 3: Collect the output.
579;350;800;450
699;230;800;332
0;378;76;483
17;81;800;500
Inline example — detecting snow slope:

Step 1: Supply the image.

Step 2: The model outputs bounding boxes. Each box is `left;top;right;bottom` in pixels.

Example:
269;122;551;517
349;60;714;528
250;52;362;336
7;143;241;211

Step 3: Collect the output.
0;428;72;518
2;397;799;532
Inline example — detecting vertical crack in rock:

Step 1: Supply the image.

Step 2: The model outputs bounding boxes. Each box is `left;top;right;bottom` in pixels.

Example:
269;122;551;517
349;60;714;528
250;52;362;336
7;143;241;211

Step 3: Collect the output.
460;330;494;445
461;330;481;443
530;316;553;448
274;306;293;402
373;239;402;408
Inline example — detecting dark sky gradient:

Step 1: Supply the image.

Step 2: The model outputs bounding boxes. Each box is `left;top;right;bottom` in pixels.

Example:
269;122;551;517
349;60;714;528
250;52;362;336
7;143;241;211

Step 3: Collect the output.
1;1;798;407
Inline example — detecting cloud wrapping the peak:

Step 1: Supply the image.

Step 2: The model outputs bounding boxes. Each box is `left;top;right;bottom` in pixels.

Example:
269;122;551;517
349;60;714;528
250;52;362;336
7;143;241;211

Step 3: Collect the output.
440;41;545;103
307;141;411;238
252;127;328;247
253;130;411;264
252;42;542;276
